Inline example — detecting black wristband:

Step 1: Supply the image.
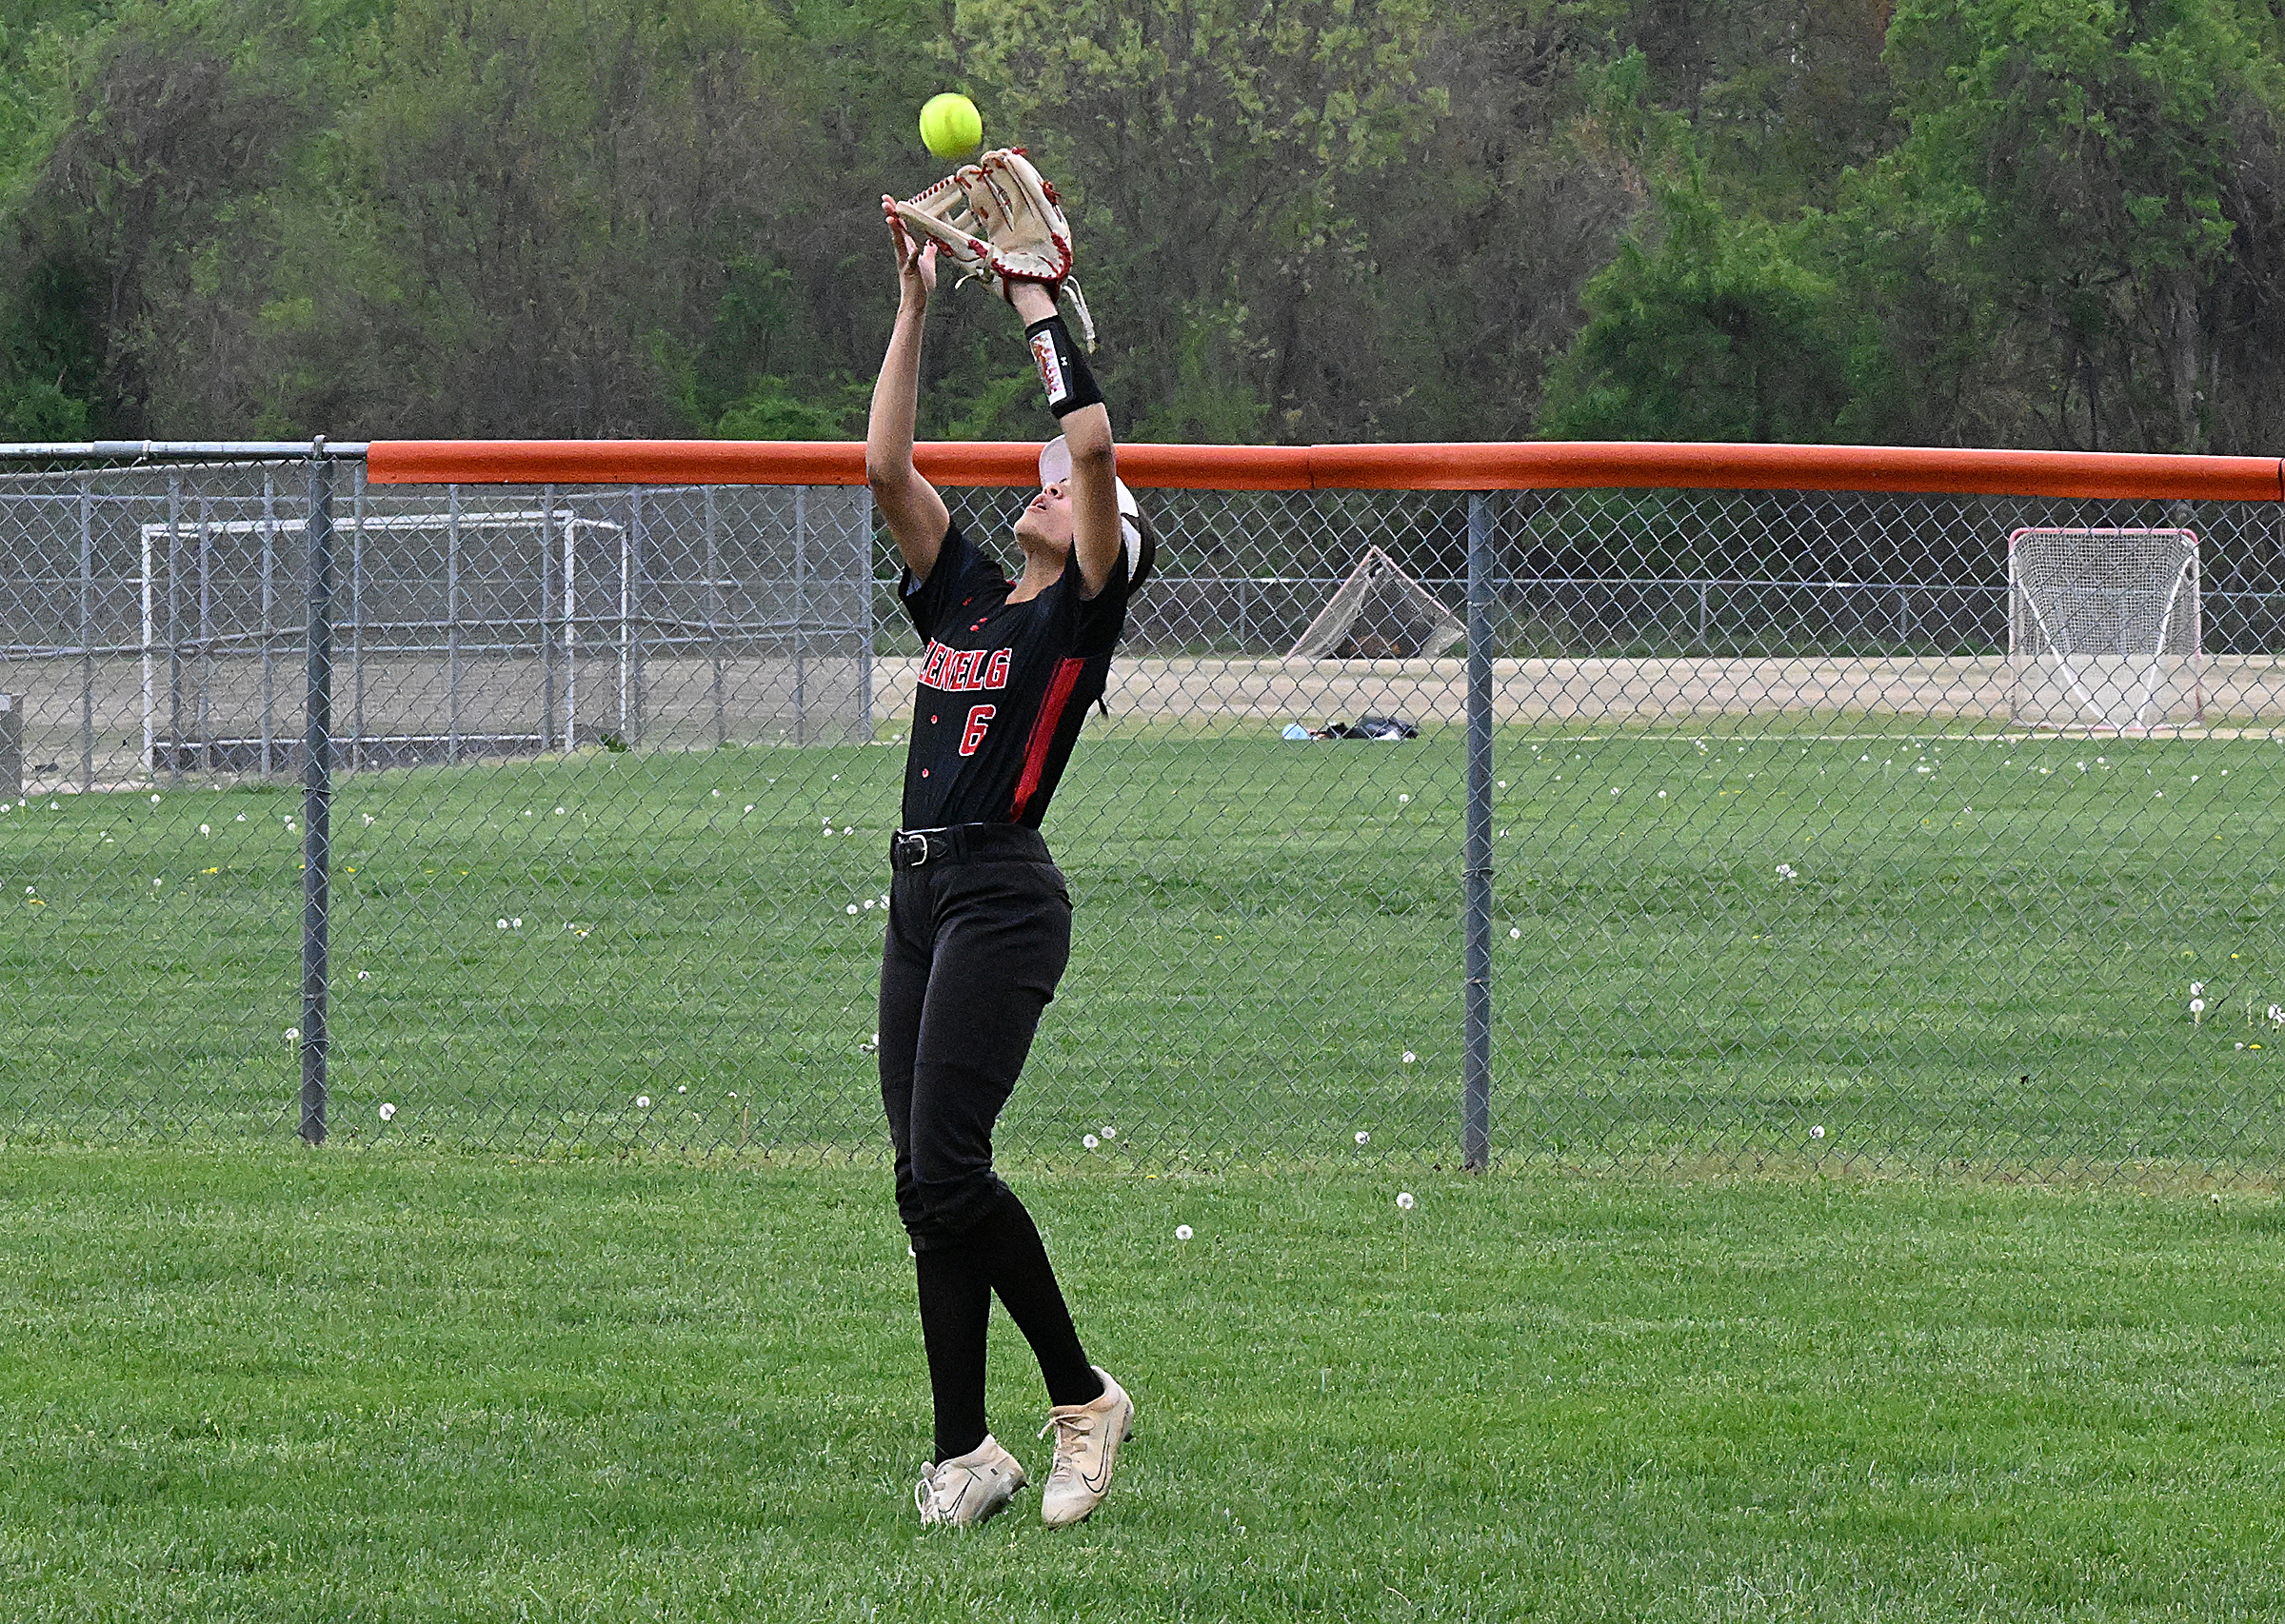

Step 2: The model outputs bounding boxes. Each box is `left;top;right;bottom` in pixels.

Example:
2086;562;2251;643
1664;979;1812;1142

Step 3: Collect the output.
1024;314;1104;419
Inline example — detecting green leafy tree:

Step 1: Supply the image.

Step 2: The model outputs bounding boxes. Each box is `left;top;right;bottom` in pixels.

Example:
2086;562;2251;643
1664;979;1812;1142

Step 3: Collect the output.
950;0;1447;441
1838;0;2285;451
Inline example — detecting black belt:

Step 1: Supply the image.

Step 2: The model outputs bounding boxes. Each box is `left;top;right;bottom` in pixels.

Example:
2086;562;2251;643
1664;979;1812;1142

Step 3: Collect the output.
890;823;1052;870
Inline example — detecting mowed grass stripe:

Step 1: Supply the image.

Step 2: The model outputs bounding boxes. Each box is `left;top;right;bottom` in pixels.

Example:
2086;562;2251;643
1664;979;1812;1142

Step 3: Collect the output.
3;1151;2284;1619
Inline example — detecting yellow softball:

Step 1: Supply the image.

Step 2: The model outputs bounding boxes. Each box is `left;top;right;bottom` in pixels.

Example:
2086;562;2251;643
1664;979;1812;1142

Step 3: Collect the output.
919;93;983;159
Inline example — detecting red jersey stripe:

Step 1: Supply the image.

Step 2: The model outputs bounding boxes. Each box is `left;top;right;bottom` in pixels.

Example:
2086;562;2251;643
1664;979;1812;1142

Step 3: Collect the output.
1009;657;1087;822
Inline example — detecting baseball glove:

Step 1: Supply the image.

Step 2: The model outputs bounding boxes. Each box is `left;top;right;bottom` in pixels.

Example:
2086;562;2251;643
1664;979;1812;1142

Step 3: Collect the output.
887;148;1097;348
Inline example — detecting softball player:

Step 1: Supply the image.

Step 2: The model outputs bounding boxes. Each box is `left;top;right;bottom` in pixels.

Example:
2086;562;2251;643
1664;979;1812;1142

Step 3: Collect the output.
870;151;1156;1529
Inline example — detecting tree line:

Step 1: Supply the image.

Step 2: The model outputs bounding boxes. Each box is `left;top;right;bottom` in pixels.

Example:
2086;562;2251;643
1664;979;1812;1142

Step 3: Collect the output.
0;0;2280;453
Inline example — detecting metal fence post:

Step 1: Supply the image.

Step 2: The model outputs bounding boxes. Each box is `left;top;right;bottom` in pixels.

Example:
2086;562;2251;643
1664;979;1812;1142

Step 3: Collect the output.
301;444;335;1145
1463;491;1495;1171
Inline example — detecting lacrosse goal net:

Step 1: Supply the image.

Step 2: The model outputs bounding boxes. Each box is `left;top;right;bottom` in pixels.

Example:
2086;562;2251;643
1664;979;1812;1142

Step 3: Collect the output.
2009;526;2201;731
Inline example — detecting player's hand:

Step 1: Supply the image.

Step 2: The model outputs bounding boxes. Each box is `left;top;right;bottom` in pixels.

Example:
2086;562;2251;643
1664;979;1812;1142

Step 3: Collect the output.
884;200;937;305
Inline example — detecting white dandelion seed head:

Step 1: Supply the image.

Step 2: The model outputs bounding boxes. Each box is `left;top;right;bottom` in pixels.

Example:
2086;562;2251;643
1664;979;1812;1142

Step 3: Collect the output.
497;919;508;929
1103;1126;1116;1139
378;1102;396;1121
1508;926;1521;939
1175;1224;1193;1241
2190;981;2205;995
554;807;566;816
1398;794;1410;803
235;814;245;822
1083;1134;1100;1150
199;824;210;835
864;899;876;909
636;1095;651;1108
510;918;521;928
1401;1051;1416;1064
1809;1124;1826;1139
357;970;370;980
1355;1130;1370;1145
149;793;161;804
2192;999;2207;1013
285;1027;300;1042
1396;1191;1415;1210
151;878;162;887
845;903;860;915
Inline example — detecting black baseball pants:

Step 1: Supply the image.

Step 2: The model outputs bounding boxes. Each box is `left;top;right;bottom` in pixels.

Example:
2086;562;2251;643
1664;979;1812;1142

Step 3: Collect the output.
879;823;1102;1461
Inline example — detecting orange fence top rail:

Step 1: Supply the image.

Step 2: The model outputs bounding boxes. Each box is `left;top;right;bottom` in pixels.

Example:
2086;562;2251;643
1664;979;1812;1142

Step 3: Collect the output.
367;439;2285;504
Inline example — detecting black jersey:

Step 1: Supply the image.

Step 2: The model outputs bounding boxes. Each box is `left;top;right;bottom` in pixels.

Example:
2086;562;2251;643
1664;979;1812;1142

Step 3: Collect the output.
898;521;1132;830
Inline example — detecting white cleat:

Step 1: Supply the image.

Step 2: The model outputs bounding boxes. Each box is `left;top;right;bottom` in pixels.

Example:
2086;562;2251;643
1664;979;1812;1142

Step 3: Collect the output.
1038;1366;1134;1527
915;1435;1027;1528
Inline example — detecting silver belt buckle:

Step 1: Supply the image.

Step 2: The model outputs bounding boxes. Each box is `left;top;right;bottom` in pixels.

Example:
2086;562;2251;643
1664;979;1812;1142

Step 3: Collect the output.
897;830;931;867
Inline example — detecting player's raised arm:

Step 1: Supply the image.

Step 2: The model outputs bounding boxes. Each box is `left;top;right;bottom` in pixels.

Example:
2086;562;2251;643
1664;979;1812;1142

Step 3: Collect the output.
1005;283;1121;599
866;208;952;584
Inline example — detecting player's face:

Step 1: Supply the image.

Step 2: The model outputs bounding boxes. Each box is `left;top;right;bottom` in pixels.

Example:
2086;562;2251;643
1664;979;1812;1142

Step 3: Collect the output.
1013;480;1076;552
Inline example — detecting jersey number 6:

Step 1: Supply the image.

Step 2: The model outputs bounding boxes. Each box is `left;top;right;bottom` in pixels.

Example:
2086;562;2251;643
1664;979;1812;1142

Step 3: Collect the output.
959;704;995;756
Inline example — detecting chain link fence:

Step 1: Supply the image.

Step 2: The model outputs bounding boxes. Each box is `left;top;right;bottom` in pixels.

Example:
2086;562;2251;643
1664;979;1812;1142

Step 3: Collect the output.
5;453;2285;1178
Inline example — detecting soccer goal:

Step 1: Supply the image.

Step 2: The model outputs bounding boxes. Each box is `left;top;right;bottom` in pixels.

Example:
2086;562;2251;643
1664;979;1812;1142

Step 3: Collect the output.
2008;526;2202;731
1286;545;1464;660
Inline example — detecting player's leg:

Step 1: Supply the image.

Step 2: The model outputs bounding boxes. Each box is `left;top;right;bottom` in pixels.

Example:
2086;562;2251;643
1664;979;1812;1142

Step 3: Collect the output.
904;866;1098;1404
884;878;994;1460
885;873;1035;1525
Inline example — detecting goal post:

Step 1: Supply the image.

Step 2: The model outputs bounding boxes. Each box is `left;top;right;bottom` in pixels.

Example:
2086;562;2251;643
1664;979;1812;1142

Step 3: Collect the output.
2008;526;2201;732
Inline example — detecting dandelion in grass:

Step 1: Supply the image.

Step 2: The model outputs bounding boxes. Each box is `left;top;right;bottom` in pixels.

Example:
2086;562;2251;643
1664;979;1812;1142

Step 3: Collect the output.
1083;1134;1100;1150
1355;1130;1370;1146
285;1027;301;1044
1398;794;1410;803
1175;1224;1193;1241
637;1096;651;1109
199;824;209;836
2191;981;2205;996
1401;1051;1416;1064
2192;998;2207;1023
1396;1191;1415;1211
497;919;508;930
1810;1124;1826;1140
510;918;522;928
846;903;860;915
1509;926;1521;939
378;1102;396;1122
357;971;370;981
149;793;160;804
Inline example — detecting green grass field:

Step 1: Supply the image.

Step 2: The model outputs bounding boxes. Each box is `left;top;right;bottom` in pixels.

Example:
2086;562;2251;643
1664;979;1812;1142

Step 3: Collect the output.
4;1149;2284;1620
4;722;2283;1173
